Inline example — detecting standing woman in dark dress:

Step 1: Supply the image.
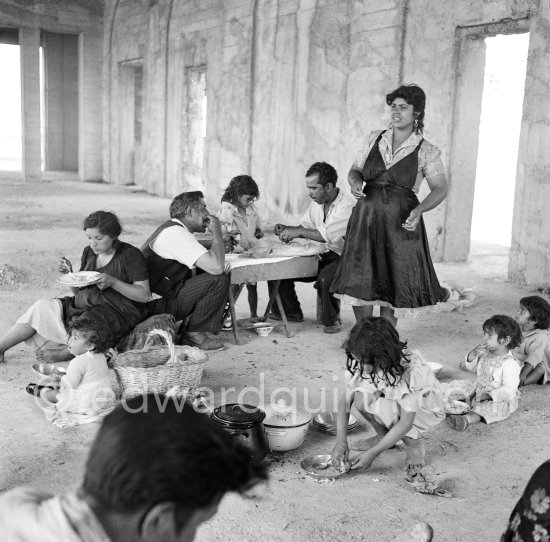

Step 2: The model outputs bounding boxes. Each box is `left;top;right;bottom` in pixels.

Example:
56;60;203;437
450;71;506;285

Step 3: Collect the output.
331;84;448;328
0;211;150;363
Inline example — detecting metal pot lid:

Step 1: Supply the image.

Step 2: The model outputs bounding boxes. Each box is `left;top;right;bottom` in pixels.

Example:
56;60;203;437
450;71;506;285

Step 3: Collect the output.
211;403;266;427
263;401;311;428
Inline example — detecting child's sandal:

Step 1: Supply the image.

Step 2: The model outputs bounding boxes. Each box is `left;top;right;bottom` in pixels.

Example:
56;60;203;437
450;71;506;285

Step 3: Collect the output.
25;383;54;396
447;414;469;431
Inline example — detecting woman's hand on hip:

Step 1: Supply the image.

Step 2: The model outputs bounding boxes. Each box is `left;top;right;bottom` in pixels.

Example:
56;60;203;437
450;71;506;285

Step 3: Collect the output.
403;208;422;231
350;182;365;200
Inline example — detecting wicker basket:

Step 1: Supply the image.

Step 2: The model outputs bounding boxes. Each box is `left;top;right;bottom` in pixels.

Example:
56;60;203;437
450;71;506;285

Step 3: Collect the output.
111;329;207;398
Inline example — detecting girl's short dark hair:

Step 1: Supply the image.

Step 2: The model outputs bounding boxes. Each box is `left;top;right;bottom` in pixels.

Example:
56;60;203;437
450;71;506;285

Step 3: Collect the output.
83;211;123;238
482;315;523;349
386;84;426;133
69;317;113;354
520;296;550;330
221;175;259;203
344;317;408;386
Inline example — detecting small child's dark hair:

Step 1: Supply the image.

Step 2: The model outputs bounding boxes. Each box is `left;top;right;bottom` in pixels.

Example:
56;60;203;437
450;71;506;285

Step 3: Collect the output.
520;296;550;330
69;317;113;354
344;317;408;386
482;315;523;349
221;175;259;204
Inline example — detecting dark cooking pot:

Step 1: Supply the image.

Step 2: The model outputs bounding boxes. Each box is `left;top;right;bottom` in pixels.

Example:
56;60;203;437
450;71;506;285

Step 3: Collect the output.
211;403;269;461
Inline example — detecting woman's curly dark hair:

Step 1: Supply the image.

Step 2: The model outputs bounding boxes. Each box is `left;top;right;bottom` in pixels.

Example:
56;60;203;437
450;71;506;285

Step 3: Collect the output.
344;317;409;386
69;317;113;354
221;175;259;204
386;83;426;134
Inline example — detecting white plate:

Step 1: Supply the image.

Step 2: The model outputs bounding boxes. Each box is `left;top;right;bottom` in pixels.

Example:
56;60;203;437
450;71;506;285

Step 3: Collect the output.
56;271;101;287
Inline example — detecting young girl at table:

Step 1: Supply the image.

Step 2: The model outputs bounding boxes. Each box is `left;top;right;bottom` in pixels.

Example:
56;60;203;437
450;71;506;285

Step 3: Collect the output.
217;175;264;319
331;317;445;478
26;317;115;425
448;314;522;431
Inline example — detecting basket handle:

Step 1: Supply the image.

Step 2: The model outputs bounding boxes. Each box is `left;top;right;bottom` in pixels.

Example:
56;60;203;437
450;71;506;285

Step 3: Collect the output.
144;328;175;356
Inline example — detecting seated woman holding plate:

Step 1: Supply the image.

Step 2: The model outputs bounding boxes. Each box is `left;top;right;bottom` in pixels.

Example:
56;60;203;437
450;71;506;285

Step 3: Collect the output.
0;211;151;363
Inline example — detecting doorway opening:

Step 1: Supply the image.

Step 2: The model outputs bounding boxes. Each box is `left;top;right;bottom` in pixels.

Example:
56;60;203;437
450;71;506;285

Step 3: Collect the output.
182;65;207;191
0;31;22;172
469;33;529;264
118;60;143;186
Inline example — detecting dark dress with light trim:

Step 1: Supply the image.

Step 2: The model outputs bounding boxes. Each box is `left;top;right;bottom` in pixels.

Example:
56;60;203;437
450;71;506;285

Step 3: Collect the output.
59;242;149;344
331;131;447;310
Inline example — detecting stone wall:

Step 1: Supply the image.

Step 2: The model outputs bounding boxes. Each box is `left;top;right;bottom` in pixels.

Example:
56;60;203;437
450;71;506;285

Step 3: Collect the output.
0;0;103;181
104;0;405;216
103;0;550;285
509;1;550;286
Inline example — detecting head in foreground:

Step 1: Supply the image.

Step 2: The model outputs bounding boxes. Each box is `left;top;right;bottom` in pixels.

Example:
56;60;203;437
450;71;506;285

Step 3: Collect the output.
81;394;268;542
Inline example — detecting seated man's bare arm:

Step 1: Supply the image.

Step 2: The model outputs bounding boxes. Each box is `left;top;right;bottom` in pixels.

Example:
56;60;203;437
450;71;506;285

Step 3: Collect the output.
195;216;225;275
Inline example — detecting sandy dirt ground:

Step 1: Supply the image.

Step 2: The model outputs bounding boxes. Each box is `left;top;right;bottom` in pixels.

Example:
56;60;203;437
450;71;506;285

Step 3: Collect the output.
1;179;550;541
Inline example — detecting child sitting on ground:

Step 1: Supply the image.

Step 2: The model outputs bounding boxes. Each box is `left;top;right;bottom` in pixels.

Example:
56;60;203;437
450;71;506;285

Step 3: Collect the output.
448;315;522;431
331;317;445;479
217;175;264;320
513;296;550;386
26;317;115;424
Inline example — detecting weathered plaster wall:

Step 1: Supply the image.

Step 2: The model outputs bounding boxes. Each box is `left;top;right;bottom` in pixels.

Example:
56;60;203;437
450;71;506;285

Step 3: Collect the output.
0;0;103;181
104;0;405;215
509;1;550;285
103;0;550;285
402;0;533;262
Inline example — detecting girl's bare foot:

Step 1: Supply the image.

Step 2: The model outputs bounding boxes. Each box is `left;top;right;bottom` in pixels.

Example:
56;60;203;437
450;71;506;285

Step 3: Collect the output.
404;437;426;480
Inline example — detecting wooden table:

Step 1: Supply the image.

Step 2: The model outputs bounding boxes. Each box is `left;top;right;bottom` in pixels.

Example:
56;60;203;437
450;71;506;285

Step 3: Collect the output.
226;255;319;344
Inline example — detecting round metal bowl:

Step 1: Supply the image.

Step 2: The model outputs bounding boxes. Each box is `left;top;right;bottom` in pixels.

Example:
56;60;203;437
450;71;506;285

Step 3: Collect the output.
313;424;357;436
313;412;357;427
300;454;349;479
254;324;274;337
31;363;67;382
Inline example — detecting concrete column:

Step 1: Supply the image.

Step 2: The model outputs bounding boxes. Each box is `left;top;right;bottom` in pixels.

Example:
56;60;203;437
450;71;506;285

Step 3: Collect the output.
43;32;78;172
118;63;136;186
80;32;103;181
509;4;550;285
19;27;41;182
443;34;486;261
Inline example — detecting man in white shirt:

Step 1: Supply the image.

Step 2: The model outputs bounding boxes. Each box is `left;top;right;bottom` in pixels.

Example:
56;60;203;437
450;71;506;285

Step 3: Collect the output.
268;162;356;333
0;395;267;542
142;191;229;351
